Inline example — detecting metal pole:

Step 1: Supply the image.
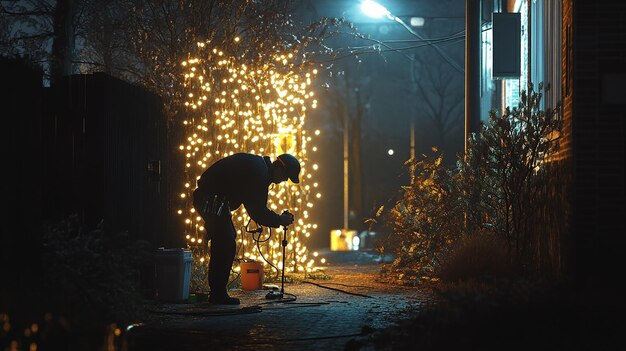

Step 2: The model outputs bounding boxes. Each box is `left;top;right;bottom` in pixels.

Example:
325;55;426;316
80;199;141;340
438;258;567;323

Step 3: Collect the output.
343;110;349;230
465;0;481;155
410;119;415;184
410;119;415;160
281;226;287;295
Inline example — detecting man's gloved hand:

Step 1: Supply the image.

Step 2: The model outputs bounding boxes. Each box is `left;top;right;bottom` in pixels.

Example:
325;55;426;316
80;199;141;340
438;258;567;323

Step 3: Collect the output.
279;210;294;226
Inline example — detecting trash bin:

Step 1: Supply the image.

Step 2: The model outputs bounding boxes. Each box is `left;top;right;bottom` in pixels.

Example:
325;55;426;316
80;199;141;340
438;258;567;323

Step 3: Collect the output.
154;248;192;302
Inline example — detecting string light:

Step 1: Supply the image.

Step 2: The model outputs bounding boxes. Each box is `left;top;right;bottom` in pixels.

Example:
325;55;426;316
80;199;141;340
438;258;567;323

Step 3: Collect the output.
178;39;324;276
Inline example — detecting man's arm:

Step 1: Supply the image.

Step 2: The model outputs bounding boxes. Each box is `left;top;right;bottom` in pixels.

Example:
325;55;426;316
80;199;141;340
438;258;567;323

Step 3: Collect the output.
243;184;282;228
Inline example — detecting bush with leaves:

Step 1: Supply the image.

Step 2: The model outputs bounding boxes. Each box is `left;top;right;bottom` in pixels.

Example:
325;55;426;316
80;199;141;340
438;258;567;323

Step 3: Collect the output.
383;83;564;280
459;83;563;272
384;147;465;277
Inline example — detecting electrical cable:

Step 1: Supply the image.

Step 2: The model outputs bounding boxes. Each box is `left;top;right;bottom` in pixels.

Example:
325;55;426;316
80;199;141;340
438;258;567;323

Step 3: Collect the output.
193;210;303;312
228;219;313;310
246;218;271;242
307;281;373;289
226;266;241;288
302;281;374;299
152;305;262;316
310;35;466;65
153;327;370;342
344;34;465;55
151;299;332;316
319;20;494;66
245;219;281;278
256;292;297;305
257;234;281;279
278;332;366;342
163;274;378;316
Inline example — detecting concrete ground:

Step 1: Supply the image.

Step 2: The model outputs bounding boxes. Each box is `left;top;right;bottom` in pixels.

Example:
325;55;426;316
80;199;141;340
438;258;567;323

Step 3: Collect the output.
125;250;432;351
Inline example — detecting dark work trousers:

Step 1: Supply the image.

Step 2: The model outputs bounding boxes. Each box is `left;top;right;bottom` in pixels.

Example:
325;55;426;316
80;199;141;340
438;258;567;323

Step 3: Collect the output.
203;212;236;297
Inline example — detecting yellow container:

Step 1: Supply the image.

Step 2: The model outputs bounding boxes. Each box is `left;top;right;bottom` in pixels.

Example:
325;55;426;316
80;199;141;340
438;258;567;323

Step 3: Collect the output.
240;261;264;291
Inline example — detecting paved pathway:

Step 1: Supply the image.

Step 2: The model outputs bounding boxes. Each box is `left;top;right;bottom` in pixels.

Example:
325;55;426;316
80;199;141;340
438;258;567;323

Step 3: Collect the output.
125;251;430;351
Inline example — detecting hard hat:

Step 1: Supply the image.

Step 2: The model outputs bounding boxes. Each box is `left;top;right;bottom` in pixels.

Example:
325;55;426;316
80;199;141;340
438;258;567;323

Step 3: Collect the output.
276;154;301;184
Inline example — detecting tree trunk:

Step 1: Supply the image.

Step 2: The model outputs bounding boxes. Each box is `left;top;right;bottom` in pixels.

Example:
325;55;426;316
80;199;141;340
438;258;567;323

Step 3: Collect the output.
101;9;114;74
50;0;76;85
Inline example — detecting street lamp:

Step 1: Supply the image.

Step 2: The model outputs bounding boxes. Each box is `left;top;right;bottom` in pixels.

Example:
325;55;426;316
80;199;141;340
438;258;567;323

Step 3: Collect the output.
359;0;481;157
359;0;463;73
360;0;391;19
361;1;422;163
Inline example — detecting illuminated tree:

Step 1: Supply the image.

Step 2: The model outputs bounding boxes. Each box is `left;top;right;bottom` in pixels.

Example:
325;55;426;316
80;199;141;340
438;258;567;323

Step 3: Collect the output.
179;39;326;287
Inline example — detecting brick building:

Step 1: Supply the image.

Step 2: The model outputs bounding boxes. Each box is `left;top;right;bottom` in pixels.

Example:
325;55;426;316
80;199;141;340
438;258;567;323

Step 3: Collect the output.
483;0;625;286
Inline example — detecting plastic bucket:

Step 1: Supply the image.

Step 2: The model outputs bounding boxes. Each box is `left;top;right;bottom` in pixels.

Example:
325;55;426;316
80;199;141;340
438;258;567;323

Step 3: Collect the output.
240;261;264;291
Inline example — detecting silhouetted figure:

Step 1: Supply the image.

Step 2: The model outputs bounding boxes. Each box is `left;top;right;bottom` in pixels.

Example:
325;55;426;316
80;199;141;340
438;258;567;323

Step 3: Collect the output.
193;153;300;305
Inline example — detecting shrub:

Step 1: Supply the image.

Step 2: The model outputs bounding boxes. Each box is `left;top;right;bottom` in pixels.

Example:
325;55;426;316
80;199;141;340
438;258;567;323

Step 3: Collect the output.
459;83;563;271
384;147;464;277
436;230;513;284
41;215;152;326
381;83;564;280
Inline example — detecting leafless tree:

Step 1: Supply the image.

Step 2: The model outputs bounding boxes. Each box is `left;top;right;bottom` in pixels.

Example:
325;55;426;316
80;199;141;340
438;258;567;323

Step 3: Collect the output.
1;0;357;111
1;1;57;78
409;51;464;156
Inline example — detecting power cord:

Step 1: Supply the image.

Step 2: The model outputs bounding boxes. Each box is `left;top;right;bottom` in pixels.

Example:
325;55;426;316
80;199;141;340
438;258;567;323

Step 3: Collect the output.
245;220;300;304
192;216;299;313
302;281;374;299
245;218;281;279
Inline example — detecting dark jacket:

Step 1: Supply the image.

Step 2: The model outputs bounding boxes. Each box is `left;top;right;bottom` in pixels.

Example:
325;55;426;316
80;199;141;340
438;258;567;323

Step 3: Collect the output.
195;153;282;227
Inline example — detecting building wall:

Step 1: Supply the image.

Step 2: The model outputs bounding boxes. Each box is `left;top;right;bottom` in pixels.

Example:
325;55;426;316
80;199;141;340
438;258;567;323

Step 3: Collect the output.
569;0;626;287
495;0;626;280
557;0;575;281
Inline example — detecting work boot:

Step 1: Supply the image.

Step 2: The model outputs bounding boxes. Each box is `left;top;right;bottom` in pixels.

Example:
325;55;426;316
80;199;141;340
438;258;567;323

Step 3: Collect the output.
208;293;240;305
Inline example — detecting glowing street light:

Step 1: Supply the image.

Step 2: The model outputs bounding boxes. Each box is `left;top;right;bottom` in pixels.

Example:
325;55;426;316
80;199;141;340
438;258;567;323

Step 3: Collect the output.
360;0;392;19
361;0;411;33
360;0;463;73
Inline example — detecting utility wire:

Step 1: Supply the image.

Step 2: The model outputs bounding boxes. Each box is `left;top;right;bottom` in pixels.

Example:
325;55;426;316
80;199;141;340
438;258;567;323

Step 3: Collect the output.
390;15;464;73
320;20;494;66
310;36;465;65
345;34;464;53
